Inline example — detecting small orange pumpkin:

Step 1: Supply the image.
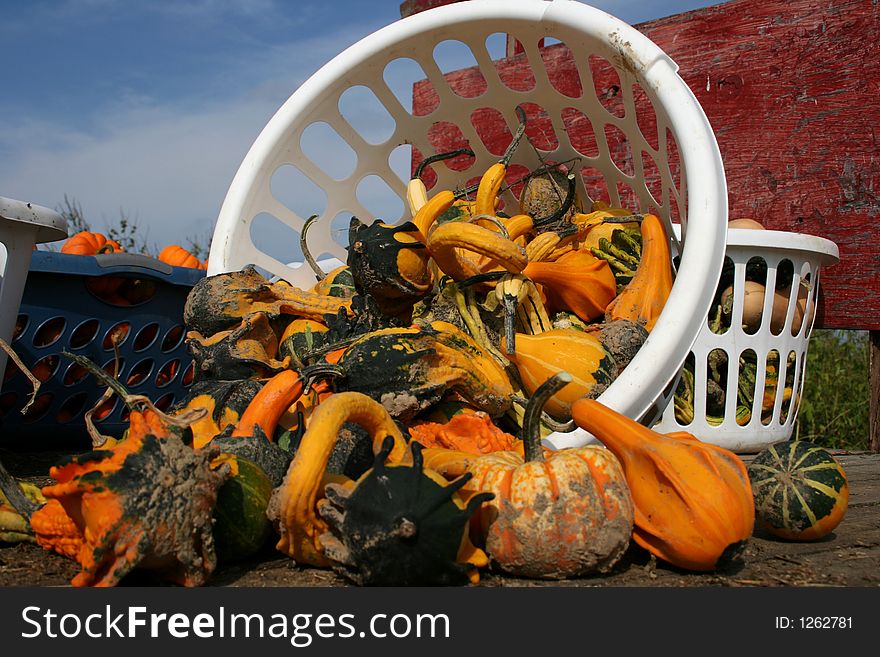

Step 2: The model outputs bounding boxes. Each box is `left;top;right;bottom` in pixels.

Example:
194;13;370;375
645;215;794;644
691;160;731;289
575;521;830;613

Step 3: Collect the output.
158;245;201;269
61;231;123;256
422;373;634;579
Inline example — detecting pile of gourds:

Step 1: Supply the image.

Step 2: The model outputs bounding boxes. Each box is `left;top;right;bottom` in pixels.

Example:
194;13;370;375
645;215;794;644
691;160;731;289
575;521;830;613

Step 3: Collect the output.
0;121;759;586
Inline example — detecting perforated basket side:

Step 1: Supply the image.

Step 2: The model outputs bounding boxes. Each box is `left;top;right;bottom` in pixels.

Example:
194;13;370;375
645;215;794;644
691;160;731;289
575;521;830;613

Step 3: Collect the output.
0;252;202;446
654;229;840;452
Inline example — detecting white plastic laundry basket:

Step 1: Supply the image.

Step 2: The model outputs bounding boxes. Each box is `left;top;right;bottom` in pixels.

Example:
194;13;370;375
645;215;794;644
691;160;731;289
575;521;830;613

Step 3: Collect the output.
654;227;839;452
209;0;728;448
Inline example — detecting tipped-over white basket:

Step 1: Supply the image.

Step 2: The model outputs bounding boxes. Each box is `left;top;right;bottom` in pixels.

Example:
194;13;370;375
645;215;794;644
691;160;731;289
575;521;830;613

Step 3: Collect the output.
208;0;728;448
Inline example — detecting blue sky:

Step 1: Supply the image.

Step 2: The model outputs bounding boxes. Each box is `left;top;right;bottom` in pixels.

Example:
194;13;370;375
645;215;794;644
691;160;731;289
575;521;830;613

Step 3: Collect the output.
1;0;724;258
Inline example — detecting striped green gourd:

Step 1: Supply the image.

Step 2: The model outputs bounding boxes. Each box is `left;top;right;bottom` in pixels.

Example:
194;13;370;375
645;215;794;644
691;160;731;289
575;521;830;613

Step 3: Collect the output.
747;440;848;541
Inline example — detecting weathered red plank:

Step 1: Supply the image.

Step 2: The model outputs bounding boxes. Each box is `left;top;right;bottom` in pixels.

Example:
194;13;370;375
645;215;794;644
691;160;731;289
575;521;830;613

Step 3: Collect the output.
401;0;880;331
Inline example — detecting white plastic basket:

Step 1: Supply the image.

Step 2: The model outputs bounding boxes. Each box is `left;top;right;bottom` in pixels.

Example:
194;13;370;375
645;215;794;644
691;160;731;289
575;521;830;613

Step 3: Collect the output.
654;227;839;452
208;0;728;448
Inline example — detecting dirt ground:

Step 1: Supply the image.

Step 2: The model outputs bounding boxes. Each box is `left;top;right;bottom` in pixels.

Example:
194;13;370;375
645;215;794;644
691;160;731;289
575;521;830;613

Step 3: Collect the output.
1;450;877;588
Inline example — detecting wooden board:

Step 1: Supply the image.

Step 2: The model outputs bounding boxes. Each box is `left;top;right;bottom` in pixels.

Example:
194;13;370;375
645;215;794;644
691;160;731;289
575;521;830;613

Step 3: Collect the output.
402;0;880;331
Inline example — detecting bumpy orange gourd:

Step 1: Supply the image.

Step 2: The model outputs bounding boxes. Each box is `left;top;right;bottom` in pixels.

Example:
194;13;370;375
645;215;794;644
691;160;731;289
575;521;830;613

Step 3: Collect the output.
30;498;83;560
421;374;633;579
502;328;616;419
570;398;755;571
158;244;202;269
35;408;230;587
61;231;122;255
523;249;617;321
409;412;517;455
604;213;673;331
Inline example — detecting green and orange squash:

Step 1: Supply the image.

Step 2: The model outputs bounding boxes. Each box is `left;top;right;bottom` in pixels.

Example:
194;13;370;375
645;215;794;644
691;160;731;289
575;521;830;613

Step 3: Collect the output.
748;440;848;541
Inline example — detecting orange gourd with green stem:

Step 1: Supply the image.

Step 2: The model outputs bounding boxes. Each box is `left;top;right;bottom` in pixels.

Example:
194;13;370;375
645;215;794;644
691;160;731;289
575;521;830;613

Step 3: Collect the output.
570;398;755;571
416;373;634;579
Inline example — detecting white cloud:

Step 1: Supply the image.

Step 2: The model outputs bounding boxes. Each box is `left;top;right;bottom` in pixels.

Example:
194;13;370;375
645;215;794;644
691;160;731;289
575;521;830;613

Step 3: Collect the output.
0;21;387;260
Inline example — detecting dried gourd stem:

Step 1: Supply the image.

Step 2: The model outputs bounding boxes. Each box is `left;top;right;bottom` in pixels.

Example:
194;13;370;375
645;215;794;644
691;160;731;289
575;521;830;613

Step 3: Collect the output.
301;362;345;393
495;275;525;355
500;105;529;167
63;351;130;402
300;214;325;280
0;338;40;415
512;394;576;434
302;339;356;364
602;214;645;224
522;372;573;462
0;457;38;520
62;351;206;428
455;271;507;288
124;395;207;428
414;148;474;180
84;386;115;448
469;214;509;239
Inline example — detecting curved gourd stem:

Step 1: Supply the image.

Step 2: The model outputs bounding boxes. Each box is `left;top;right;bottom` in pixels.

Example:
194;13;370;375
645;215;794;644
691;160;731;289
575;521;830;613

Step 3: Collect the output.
532;173;577;228
299;214;324;280
414;148;475;180
522;372;572;462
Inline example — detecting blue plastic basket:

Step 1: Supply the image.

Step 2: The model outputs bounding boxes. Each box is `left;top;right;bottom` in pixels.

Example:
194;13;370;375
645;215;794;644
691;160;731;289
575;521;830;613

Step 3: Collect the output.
0;251;204;446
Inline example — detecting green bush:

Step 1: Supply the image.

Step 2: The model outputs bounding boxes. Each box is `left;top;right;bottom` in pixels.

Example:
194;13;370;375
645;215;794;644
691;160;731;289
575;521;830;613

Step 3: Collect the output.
794;329;869;451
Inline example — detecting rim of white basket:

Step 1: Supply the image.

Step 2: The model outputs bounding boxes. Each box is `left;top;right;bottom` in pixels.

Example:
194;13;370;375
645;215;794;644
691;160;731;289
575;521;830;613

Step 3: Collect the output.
208;0;729;450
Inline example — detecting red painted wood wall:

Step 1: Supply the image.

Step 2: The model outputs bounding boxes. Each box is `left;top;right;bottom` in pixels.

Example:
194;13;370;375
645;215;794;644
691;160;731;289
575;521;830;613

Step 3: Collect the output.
401;0;880;333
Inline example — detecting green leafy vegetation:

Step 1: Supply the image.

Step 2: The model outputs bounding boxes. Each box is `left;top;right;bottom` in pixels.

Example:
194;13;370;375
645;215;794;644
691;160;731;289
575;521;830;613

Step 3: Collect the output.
794;329;869;451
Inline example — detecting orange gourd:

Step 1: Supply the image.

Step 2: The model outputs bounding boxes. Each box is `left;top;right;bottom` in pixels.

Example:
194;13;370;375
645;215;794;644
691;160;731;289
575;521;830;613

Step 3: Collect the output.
502;328;616;419
158;245;201;269
570;398;755;571
61;231;122;256
523;249;617;321
230;369;304;442
409;412;517;455
421;373;634;579
35;407;230;587
604;213;673;331
30;498;84;560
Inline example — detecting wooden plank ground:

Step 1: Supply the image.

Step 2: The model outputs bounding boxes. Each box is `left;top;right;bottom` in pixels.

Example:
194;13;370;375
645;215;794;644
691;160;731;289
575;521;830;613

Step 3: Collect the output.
1;451;877;587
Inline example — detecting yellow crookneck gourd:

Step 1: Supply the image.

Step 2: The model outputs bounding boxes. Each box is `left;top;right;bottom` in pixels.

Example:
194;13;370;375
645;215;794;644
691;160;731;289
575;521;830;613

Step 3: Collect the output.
271;392;491;585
